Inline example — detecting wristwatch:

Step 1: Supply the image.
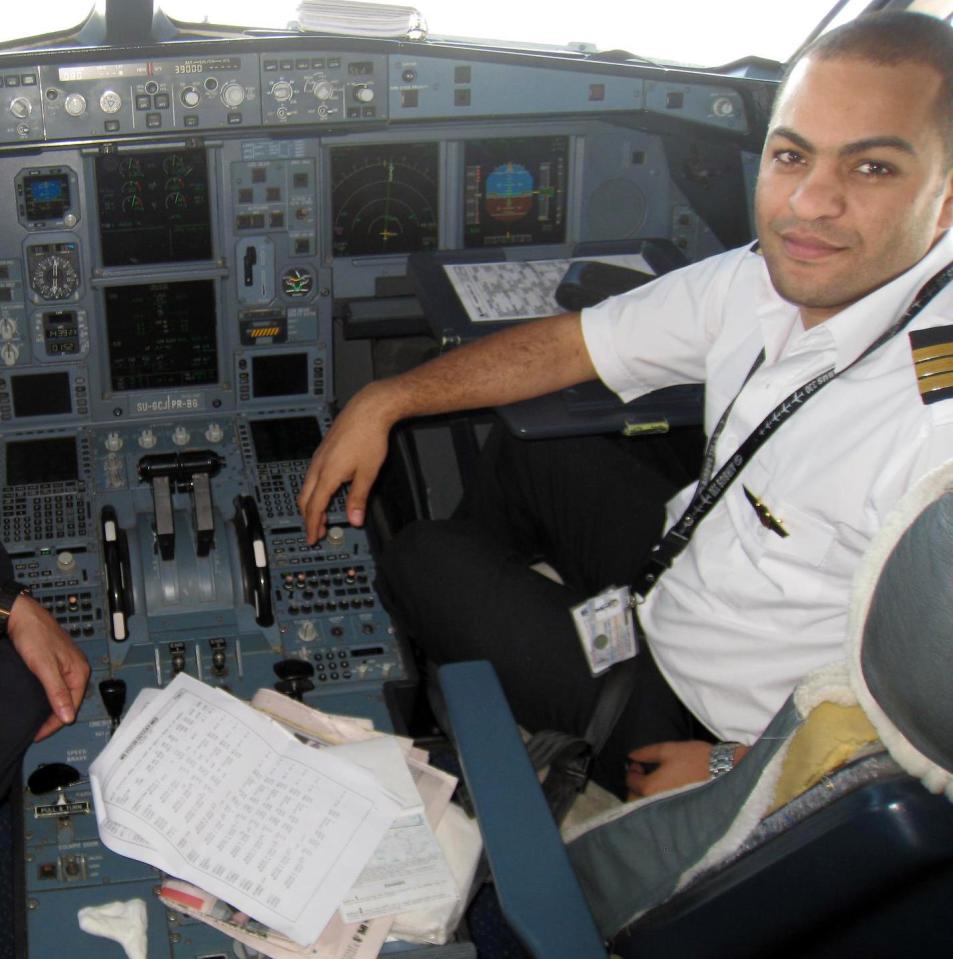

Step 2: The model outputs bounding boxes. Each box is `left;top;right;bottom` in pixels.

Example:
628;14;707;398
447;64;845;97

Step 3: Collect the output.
0;580;31;636
709;741;741;779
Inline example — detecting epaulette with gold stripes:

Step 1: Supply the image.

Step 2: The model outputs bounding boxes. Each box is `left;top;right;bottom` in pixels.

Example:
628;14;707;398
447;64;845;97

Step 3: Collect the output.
910;327;953;404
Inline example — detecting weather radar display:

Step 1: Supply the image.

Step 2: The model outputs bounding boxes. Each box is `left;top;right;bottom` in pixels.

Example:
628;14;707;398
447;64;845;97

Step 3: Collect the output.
331;142;439;256
464;136;568;248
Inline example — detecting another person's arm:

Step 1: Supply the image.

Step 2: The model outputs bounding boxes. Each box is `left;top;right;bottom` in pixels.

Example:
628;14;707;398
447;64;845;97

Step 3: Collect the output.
298;311;594;542
8;594;90;741
625;741;751;799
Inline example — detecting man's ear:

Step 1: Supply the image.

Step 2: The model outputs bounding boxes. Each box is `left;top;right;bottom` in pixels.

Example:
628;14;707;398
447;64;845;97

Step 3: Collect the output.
938;171;953;231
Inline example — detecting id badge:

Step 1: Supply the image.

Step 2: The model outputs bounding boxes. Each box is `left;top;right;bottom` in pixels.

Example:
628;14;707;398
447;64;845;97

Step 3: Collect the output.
571;585;638;676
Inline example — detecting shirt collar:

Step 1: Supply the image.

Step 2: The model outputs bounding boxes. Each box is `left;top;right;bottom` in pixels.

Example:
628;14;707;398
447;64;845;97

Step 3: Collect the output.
757;231;953;373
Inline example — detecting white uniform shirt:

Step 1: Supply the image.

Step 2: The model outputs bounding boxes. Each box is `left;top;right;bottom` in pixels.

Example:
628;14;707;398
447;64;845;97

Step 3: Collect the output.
581;231;953;742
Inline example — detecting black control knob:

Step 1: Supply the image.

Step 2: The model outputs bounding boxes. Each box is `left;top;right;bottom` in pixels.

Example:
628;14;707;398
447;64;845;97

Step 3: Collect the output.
273;659;315;682
99;678;127;730
273;659;315;702
27;762;81;796
275;677;315;702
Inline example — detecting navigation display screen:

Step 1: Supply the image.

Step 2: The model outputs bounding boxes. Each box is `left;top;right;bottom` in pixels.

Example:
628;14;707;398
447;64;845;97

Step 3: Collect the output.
464;136;569;248
105;280;218;392
331;142;439;257
250;417;323;463
6;437;78;486
96;148;213;266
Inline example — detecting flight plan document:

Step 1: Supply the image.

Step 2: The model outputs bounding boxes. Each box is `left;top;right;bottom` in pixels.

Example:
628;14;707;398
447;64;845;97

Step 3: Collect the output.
444;252;653;322
252;689;460;925
89;673;401;946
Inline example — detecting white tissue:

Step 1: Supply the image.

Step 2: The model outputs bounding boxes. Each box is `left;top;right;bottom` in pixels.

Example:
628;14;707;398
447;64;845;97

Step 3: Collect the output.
77;898;148;959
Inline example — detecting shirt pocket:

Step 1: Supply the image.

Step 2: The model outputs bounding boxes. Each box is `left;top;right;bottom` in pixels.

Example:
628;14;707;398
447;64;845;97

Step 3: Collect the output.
725;466;837;602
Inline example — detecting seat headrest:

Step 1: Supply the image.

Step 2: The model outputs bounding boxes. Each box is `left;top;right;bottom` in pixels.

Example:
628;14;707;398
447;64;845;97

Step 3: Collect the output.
848;462;953;798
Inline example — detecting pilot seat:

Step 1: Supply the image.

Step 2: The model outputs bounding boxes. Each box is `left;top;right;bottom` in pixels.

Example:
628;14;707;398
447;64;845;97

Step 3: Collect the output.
438;459;953;957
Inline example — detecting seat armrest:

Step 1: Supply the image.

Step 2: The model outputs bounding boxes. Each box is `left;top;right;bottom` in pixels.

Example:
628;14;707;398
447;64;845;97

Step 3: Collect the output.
438;661;606;959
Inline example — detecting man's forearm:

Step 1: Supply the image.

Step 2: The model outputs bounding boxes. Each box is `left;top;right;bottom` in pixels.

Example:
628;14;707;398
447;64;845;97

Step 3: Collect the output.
298;310;596;539
377;310;594;423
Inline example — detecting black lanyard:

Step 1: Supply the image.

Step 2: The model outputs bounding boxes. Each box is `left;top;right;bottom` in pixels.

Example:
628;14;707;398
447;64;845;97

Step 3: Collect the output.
632;257;953;602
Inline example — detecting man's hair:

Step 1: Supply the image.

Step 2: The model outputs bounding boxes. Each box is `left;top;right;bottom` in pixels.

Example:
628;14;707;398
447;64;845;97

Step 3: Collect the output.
779;11;953;164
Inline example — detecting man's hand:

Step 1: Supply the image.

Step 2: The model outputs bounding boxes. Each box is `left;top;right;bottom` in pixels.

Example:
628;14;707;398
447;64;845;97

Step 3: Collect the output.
298;381;396;543
625;740;749;800
7;594;90;742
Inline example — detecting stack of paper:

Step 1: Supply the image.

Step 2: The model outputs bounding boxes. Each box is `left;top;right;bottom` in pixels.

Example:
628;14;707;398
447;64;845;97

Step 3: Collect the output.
89;674;472;958
295;1;427;39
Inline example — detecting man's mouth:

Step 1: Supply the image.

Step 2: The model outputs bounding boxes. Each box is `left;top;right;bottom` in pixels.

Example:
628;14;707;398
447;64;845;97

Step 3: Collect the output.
779;230;848;261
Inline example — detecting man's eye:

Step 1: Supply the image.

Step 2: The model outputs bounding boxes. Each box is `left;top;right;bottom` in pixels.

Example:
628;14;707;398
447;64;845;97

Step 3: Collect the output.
856;160;894;177
773;149;803;166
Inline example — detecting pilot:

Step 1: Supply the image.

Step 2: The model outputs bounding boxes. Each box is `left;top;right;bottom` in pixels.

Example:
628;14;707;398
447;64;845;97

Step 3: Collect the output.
299;11;953;800
0;549;89;799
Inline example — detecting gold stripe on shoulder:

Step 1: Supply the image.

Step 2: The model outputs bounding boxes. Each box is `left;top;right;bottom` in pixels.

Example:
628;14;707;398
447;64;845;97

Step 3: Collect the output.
912;341;953;363
918;370;953;395
915;356;953;378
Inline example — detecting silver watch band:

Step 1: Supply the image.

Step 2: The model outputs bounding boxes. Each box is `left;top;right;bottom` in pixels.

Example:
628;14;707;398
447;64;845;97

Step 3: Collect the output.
708;741;741;779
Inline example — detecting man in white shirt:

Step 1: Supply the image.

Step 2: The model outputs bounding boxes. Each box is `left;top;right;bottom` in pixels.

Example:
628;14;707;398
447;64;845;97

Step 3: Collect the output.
299;11;953;799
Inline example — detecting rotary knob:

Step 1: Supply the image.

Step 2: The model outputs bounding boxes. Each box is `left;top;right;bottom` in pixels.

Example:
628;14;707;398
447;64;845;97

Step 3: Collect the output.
10;97;32;119
313;81;334;101
0;317;16;340
57;551;77;573
105;452;123;488
297;621;318;643
220;81;246;109
204;422;223;443
180;86;201;108
99;90;122;114
64;93;87;117
171;425;190;446
326;526;346;549
138;428;157;449
0;342;19;366
354;86;374;103
105;432;123;452
271;80;294;102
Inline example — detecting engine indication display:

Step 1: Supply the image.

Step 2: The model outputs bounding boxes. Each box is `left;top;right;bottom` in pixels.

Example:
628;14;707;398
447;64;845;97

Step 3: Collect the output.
95;148;213;267
464;136;569;248
105;280;218;393
331;142;438;257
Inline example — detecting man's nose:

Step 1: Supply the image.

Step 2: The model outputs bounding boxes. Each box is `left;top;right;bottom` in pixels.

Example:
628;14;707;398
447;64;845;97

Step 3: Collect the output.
789;163;846;220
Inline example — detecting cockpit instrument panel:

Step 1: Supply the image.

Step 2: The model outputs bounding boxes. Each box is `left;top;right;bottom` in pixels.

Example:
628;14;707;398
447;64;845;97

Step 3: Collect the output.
104;280;219;393
95;147;213;266
464;136;569;248
5;435;78;484
331;141;439;257
10;370;73;418
250;414;323;463
15;167;80;230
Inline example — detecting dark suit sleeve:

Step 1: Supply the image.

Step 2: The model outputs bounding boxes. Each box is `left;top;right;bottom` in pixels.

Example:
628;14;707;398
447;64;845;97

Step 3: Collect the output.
0;542;49;800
